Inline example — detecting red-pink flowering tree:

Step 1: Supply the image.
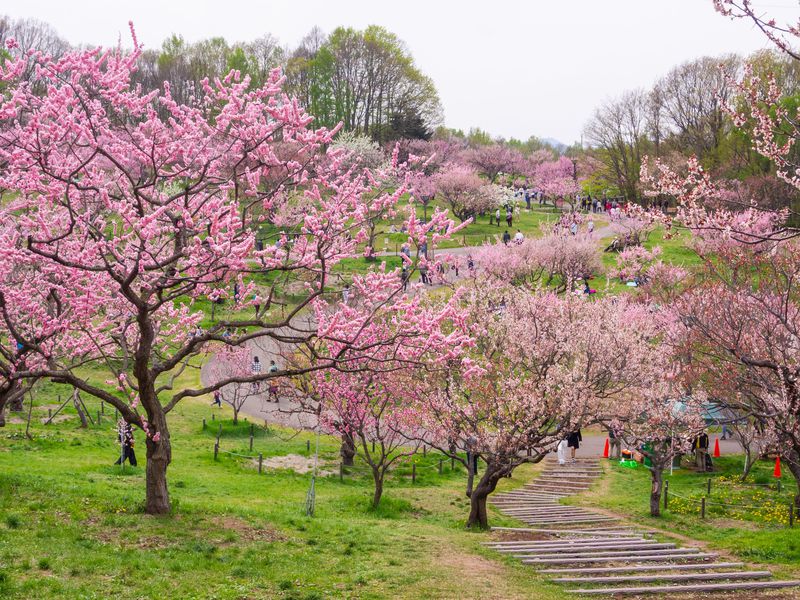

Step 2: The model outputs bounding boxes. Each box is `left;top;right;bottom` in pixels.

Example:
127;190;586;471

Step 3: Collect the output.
0;30;462;514
474;233;602;293
415;288;662;528
610;387;706;516
287;270;471;507
433;165;494;223
533;157;580;208
465;145;525;183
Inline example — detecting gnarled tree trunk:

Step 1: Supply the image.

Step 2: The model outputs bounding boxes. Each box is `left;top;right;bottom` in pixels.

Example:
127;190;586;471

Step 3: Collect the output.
467;465;504;529
371;466;384;508
144;408;171;515
649;466;663;517
340;432;356;466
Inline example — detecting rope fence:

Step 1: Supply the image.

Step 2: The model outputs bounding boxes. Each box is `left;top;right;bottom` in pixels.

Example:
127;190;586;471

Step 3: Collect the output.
206;415;469;485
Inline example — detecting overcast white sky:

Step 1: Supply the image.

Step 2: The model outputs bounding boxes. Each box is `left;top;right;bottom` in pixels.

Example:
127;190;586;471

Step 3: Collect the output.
3;1;797;143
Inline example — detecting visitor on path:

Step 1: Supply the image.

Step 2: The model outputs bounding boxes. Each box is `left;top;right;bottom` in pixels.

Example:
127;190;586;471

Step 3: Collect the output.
506;210;513;228
495;208;501;226
502;230;511;246
583;280;596;295
514;229;524;244
267;360;279;402
608;428;621;459
467;255;474;273
524;189;531;209
211;390;222;407
401;265;409;291
570;221;578;236
233;282;241;305
567;429;582;462
694;431;710;471
251;356;262;393
557;436;569;466
342;284;351;305
114;420;137;467
588;219;595;234
419;263;429;285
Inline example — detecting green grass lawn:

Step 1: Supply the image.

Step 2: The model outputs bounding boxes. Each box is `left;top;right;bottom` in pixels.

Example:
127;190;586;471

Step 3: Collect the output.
0;387;567;600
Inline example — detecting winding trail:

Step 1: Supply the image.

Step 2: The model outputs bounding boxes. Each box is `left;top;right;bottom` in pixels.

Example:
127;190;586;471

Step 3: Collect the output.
486;458;800;595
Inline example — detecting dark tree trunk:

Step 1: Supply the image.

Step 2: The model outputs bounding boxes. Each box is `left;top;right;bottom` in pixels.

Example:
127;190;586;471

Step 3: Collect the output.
232;407;239;426
650;466;663;517
144;410;172;515
341;432;356;466
786;451;800;509
371;466;384;508
467;466;503;529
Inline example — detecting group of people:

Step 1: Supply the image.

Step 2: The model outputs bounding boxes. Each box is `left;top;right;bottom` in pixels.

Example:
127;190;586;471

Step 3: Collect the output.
502;229;525;246
490;203;516;228
556;429;583;465
579;194;626;214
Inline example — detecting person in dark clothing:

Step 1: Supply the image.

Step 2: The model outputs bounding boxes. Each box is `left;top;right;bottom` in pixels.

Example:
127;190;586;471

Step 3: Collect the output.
694;431;710;471
211;390;222;407
502;230;511;246
608;428;621;459
114;421;137;467
567;429;582;462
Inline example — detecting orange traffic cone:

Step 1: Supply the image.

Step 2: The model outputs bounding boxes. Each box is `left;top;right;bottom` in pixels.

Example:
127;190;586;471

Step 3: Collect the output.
603;438;609;459
774;456;782;478
713;437;721;458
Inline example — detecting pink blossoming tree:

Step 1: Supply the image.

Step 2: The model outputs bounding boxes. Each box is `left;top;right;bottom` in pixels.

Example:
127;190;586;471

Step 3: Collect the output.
0;29;460;514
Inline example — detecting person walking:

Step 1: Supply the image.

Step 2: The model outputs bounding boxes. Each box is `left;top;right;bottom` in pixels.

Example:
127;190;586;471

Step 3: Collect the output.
694;431;710;471
608;428;621;459
267;360;279;402
567;429;582;462
557;436;569;466
502;230;511;246
514;229;524;244
342;284;351;305
114;420;137;467
495;208;501;227
211;390;222;407
570;221;578;236
251;355;262;393
588;219;595;234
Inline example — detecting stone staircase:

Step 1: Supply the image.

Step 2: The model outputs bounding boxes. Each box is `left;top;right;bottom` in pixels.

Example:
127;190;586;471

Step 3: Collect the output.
486;458;800;595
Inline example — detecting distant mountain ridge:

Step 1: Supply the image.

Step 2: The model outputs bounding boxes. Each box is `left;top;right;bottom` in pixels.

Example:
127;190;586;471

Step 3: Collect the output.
541;137;568;152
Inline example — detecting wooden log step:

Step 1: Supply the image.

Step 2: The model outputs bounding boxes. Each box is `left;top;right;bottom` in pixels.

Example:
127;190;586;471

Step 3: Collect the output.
514;546;690;559
490;526;640;537
501;543;675;555
553;570;773;584
520;517;619;525
566;579;800;595
484;538;645;547
522;552;718;565
499;506;598;513
539;562;745;575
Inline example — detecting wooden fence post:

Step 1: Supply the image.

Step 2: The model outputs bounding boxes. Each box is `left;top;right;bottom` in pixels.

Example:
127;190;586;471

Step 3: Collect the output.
101;401;105;415
451;457;455;470
258;453;263;474
249;432;254;452
664;481;669;510
214;443;219;461
307;440;310;452
250;423;254;438
48;408;52;420
339;463;344;482
790;502;795;528
97;410;101;425
412;463;416;484
212;412;215;421
438;459;443;475
202;418;206;430
701;497;706;519
707;478;712;495
216;424;222;446
778;480;782;493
